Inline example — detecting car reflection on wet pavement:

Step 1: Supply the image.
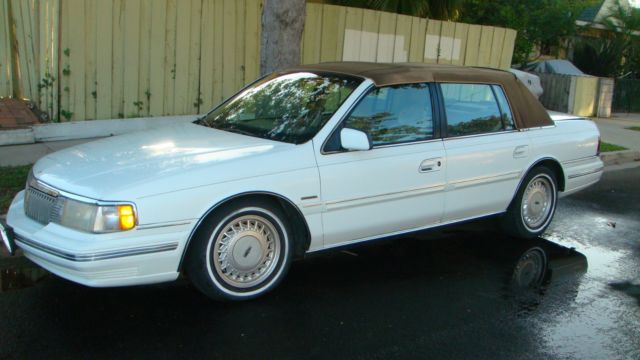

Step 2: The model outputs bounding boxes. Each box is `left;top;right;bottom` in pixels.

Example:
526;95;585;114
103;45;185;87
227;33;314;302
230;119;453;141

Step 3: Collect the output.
0;166;638;359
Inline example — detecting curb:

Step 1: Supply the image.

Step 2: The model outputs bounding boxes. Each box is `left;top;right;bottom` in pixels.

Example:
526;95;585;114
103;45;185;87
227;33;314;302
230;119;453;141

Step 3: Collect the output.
599;150;640;166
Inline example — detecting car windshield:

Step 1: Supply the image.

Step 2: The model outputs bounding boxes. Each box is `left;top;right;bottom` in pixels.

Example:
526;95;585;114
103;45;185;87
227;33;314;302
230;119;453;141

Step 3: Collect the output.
196;72;362;144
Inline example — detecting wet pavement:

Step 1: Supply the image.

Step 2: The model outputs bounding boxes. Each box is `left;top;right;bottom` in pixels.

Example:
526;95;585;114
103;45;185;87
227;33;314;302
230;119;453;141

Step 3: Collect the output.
0;166;638;359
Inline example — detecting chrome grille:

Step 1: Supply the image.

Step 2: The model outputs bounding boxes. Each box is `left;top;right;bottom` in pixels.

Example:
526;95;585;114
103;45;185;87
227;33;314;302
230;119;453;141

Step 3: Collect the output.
24;187;57;224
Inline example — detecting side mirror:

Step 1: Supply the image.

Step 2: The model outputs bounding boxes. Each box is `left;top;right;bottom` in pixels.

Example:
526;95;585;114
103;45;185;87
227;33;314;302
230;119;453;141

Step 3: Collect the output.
340;128;372;151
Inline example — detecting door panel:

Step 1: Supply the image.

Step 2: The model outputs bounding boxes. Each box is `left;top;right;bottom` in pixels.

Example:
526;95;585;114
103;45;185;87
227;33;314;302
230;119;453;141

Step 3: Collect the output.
442;132;530;221
439;82;530;222
316;141;446;246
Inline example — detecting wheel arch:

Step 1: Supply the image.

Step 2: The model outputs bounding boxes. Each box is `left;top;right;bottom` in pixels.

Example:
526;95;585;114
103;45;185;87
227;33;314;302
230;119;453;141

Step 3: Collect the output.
509;157;565;208
178;191;312;271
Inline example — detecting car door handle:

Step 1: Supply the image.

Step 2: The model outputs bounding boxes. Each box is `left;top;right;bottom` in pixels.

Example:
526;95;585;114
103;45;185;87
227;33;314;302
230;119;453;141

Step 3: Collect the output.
419;158;442;173
513;145;529;158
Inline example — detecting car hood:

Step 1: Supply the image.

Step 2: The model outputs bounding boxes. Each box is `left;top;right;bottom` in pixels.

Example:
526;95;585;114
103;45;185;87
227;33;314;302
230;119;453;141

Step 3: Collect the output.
33;122;304;200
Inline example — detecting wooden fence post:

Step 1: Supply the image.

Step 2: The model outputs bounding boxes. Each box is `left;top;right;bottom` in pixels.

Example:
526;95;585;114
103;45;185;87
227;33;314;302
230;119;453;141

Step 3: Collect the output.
7;0;22;99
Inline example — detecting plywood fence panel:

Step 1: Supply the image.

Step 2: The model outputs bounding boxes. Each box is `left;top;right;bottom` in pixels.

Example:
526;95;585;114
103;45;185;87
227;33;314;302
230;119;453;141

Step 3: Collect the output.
424;19;441;64
538;73;571;113
572;76;598;116
489;27;505;69
244;0;261;86
376;11;396;63
162;0;177;116
408;17;427;63
437;21;455;65
464;24;481;66
96;0;113;119
2;2;515;121
393;14;412;63
477;25;494;67
451;22;469;66
0;0;12;97
37;0;59;120
148;0;166;116
359;9;380;62
500;29;517;70
302;2;323;64
342;6;363;62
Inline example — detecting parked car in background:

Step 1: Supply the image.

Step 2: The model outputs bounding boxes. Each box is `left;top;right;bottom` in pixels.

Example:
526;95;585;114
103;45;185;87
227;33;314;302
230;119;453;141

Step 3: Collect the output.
1;63;603;301
509;69;543;99
525;59;586;76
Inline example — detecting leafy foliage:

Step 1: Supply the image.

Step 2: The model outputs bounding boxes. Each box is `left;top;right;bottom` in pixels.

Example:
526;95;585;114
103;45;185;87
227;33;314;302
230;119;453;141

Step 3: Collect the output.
574;1;640;78
603;1;640;78
460;0;594;65
572;38;625;77
327;0;464;20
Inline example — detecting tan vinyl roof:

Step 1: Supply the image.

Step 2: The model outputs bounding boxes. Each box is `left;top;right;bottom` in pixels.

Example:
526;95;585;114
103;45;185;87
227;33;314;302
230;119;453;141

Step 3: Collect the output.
283;62;553;129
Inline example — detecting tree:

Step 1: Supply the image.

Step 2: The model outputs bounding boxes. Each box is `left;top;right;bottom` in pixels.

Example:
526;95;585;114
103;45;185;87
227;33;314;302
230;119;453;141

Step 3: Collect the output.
460;0;594;66
573;1;640;78
572;39;625;77
327;0;464;20
600;1;640;77
260;0;307;75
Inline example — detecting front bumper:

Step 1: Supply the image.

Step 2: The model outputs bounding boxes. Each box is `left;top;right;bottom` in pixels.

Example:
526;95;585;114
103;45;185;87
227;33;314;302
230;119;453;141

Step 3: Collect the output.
6;191;193;287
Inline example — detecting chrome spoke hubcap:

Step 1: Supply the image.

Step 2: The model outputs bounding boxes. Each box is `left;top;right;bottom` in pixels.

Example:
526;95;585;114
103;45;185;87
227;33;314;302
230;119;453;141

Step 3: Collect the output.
213;215;280;288
521;176;553;229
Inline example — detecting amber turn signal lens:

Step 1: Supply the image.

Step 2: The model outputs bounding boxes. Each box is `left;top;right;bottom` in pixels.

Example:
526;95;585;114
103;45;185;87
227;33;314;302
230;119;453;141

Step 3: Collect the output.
118;205;136;230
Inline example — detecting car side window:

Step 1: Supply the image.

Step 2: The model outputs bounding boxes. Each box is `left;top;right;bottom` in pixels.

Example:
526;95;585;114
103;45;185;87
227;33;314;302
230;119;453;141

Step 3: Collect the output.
441;83;508;137
492;85;515;130
342;83;434;147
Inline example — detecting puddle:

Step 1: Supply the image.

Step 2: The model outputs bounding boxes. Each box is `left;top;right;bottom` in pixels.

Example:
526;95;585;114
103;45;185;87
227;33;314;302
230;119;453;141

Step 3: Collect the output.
527;233;640;359
500;241;588;315
1;266;49;292
609;281;640;306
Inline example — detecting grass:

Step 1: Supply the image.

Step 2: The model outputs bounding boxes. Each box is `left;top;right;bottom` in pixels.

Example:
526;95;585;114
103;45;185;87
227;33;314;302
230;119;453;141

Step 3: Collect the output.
600;142;628;153
626;126;640;132
0;165;31;214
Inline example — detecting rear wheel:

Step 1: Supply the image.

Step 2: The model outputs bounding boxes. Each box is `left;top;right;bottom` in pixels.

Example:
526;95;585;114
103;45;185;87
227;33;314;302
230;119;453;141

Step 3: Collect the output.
186;199;292;301
502;166;558;239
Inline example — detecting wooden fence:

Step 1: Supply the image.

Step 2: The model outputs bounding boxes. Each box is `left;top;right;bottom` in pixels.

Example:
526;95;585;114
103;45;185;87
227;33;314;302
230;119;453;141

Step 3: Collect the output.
538;73;613;117
1;1;516;122
302;3;516;68
613;78;640;113
0;0;262;121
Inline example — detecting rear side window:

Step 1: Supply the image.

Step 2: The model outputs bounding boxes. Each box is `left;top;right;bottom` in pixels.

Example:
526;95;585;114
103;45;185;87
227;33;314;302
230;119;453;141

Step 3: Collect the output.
441;83;512;137
492;85;515;130
342;83;434;146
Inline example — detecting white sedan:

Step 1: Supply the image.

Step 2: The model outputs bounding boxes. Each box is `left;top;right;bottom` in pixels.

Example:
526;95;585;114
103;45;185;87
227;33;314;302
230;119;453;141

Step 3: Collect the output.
2;63;603;300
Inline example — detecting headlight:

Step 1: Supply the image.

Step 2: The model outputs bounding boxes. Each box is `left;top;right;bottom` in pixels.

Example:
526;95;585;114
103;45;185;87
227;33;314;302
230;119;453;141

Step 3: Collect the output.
56;198;137;233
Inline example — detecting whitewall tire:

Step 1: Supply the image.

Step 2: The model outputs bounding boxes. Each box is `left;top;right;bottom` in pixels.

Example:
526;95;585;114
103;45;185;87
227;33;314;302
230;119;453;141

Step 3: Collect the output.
186;199;292;301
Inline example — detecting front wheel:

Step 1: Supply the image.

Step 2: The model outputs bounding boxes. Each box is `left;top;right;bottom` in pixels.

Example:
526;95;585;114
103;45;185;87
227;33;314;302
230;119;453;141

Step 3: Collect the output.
186;199;292;301
502;166;558;239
